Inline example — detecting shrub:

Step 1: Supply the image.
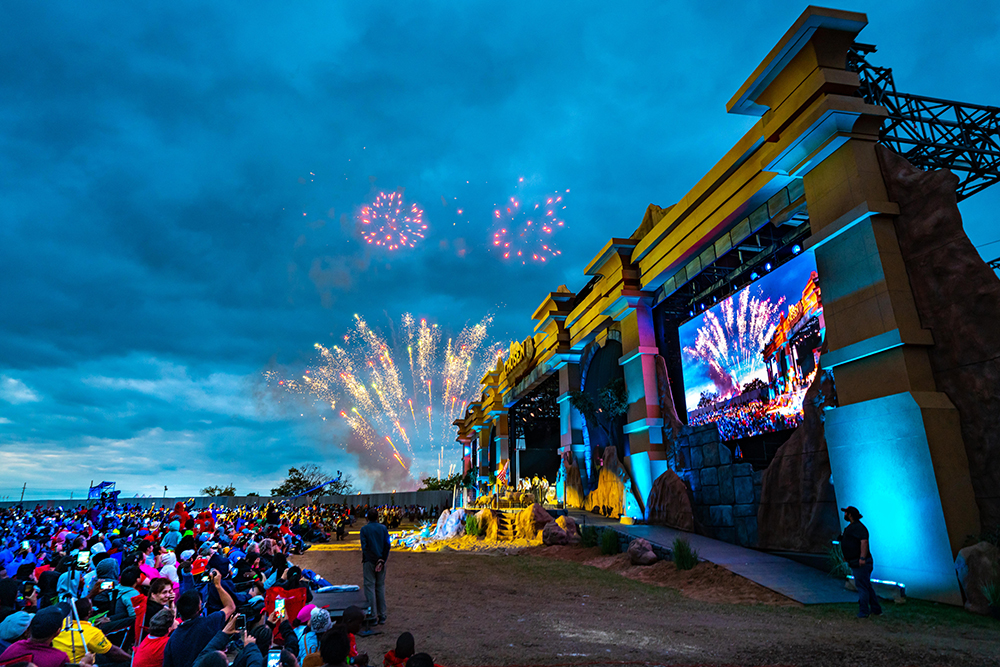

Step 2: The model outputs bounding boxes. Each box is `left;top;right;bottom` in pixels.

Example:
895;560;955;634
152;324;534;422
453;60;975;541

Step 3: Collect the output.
465;515;481;537
672;537;698;570
984;578;1000;609
827;543;851;579
600;529;619;555
581;525;599;548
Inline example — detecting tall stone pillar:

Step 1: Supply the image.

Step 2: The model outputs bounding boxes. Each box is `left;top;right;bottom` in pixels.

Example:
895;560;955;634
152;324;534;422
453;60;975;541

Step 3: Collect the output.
803;137;979;604
617;299;669;517
557;362;587;504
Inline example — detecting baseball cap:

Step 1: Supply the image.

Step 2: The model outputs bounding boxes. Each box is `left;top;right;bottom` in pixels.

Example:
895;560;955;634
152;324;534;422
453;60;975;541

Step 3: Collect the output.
0;611;33;641
840;506;862;519
30;606;67;639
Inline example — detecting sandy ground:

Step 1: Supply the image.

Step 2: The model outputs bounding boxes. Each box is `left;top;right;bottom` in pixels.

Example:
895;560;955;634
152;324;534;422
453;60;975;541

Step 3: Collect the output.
294;525;1000;667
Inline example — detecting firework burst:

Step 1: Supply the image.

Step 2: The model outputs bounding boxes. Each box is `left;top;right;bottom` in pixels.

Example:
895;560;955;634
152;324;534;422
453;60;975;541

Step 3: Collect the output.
491;178;567;264
270;314;504;477
358;191;427;250
683;287;785;399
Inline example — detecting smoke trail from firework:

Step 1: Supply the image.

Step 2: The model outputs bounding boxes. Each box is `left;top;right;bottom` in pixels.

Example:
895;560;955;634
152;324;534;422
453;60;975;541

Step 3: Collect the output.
358;191;427;250
268;314;504;483
683;287;784;399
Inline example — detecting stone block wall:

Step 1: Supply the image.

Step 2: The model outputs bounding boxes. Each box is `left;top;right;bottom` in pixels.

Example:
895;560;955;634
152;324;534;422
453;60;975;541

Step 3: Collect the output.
673;423;762;547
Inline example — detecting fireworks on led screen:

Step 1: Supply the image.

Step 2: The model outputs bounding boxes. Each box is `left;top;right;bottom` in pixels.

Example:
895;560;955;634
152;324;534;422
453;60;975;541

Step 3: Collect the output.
683;288;785;400
491;178;567;264
679;254;826;441
269;314;504;475
358;191;427;250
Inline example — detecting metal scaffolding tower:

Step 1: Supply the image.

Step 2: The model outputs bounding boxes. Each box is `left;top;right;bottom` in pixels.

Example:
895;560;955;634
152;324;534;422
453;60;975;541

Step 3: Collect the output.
848;45;1000;201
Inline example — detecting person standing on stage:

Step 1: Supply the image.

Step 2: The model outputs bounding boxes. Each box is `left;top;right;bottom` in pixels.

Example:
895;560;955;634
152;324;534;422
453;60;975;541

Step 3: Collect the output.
359;509;390;625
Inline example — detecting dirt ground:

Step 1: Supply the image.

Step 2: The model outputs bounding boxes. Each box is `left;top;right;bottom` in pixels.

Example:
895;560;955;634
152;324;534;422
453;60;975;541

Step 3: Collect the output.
294;527;1000;667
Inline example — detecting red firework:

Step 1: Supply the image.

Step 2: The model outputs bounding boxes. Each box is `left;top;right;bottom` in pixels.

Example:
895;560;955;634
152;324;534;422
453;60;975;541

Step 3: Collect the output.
358;191;427;250
491;179;566;264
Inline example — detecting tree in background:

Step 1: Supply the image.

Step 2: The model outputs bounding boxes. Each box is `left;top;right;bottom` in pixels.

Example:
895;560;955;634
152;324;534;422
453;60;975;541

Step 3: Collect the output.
568;377;629;450
271;464;356;497
419;472;468;491
201;484;237;497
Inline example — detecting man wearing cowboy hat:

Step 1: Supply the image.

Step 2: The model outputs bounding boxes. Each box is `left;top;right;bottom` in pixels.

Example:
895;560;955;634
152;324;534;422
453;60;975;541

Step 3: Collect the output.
840;506;882;618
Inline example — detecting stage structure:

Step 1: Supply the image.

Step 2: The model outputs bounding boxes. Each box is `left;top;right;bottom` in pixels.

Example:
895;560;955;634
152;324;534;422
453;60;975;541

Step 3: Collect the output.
454;6;1000;605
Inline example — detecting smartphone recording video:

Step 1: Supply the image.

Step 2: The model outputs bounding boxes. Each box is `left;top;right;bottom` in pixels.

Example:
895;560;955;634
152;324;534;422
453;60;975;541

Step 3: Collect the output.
21;540;29;551
273;597;285;616
76;550;91;569
234;614;246;631
266;650;282;667
101;581;114;591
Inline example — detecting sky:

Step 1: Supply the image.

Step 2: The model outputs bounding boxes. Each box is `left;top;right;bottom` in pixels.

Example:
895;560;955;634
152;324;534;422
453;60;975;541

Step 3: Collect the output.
1;1;998;500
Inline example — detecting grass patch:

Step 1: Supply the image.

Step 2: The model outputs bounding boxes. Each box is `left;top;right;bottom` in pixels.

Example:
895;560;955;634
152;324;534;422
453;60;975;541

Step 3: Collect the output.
581;525;599;548
672;537;698;570
599;528;619;555
801;599;1000;630
465;514;481;537
827;543;850;579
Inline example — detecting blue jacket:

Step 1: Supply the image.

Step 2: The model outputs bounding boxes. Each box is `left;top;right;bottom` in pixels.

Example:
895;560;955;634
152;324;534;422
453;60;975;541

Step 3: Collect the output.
359;522;390;564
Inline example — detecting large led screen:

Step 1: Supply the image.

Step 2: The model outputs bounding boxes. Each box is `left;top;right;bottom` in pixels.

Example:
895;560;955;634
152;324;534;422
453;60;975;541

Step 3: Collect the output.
679;252;825;440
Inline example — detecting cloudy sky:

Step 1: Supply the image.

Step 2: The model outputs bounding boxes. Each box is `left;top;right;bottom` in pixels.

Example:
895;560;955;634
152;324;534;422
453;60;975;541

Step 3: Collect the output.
2;1;998;500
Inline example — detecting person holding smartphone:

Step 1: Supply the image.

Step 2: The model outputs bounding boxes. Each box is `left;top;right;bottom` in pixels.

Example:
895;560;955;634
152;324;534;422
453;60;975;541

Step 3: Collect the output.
162;569;236;667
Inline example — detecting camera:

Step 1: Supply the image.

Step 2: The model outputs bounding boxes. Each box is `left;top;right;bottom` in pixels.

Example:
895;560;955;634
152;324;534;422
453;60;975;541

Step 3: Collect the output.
199;571;213;584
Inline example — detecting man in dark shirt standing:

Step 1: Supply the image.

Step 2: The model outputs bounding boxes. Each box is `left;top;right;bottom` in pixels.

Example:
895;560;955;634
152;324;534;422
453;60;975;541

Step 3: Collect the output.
360;509;390;624
840;506;882;618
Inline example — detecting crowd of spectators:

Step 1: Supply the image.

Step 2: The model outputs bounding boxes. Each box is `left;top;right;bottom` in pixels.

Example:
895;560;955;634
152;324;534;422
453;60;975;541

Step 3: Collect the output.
0;498;440;667
688;399;802;440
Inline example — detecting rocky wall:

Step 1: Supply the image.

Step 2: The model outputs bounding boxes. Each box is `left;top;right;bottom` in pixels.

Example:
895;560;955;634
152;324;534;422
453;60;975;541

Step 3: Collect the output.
756;368;841;552
878;146;1000;529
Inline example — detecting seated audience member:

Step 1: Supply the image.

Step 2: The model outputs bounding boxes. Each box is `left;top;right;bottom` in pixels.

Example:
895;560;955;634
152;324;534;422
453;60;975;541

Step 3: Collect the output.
53;596;131;663
316;627;351;667
279;567;313;603
162;573;235;667
291;604;318;659
0;605;95;667
336;606;368;666
114;566;144;619
383;633;414;667
133;608;178;667
0;611;32;652
297;608;332;666
144;577;176;631
194;612;260;667
405;654;434;667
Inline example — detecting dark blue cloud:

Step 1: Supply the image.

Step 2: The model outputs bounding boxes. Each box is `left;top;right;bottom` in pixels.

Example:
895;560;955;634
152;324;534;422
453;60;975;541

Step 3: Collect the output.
1;0;998;497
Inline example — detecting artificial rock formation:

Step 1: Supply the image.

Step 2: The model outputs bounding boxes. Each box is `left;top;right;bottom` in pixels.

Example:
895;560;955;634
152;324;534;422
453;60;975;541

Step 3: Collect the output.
542;521;570;546
955;541;1000;614
878;145;1000;529
475;508;499;541
556;514;580;544
757;368;840;553
516;503;553;540
655;355;685;437
646;470;695;532
562;451;586;509
627;537;658;565
585;446;627;517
